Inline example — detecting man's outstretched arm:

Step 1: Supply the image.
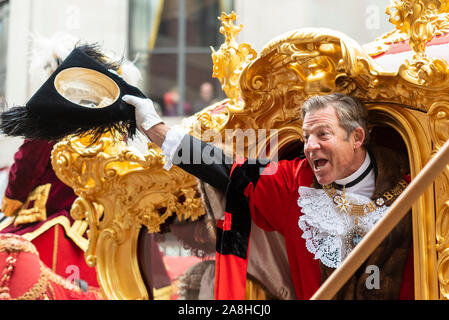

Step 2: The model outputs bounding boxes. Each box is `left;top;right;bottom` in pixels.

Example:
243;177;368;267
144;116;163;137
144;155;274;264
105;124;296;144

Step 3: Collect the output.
122;95;232;191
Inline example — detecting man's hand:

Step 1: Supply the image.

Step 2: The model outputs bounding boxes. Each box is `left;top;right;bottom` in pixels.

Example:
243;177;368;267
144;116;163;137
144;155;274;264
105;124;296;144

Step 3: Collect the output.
122;95;170;147
122;95;163;131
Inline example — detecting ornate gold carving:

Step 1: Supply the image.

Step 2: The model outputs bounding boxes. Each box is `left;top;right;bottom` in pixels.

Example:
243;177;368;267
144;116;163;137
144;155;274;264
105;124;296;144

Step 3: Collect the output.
428;101;449;148
69;197;100;266
364;0;449;57
385;0;449;86
226;29;380;140
428;100;449;299
52;134;205;299
436;171;449;299
217;23;449;159
211;12;257;111
186;101;231;135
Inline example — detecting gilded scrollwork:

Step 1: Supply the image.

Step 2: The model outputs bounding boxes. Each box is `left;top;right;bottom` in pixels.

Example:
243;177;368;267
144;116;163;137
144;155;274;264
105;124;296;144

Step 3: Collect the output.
52;134;205;299
428;102;449;148
364;0;449;57
226;29;380;137
219;24;449;144
428;100;449;299
184;100;231;138
70;197;101;267
385;0;449;87
435;169;449;299
191;10;449;164
53;134;204;240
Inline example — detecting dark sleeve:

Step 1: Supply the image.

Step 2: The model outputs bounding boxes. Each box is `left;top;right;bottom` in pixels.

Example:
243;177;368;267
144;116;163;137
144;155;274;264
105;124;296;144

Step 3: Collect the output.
171;135;304;234
171;135;233;191
229;159;303;234
5;139;54;202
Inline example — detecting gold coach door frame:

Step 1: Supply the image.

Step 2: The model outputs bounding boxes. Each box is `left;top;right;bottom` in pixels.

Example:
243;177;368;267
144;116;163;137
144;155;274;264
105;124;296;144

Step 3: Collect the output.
367;103;438;299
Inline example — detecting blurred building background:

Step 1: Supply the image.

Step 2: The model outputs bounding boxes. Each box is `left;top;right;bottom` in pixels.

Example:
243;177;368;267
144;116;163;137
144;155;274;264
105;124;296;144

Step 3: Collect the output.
0;0;393;166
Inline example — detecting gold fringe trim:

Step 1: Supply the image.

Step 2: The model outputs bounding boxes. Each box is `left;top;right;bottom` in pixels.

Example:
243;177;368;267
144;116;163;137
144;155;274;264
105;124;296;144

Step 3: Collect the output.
13;265;49;300
0;233;39;255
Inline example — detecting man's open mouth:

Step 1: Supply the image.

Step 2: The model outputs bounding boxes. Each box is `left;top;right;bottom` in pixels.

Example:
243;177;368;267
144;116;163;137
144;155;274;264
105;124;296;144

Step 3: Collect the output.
313;159;328;171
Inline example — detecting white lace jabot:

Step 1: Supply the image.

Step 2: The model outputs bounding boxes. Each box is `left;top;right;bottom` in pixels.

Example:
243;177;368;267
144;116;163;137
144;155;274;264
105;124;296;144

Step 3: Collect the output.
297;186;388;269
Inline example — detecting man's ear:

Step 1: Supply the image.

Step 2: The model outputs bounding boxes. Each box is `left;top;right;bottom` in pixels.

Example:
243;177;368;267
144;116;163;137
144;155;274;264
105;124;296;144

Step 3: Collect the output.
352;127;365;149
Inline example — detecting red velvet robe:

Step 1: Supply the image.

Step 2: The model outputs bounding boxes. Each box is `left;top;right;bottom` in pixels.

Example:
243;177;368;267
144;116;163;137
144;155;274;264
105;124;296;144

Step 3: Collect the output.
0;139;99;289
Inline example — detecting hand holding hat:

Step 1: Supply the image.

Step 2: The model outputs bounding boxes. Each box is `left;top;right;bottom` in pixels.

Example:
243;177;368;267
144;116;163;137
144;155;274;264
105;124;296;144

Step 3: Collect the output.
122;95;163;132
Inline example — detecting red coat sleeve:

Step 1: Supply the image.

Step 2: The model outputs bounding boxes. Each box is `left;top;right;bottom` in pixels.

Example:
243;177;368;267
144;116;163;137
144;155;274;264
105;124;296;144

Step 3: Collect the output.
242;158;312;234
5;139;55;202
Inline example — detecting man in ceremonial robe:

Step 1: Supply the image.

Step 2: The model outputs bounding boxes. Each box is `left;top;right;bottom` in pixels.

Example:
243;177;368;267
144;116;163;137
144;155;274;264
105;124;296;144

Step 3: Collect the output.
122;92;414;300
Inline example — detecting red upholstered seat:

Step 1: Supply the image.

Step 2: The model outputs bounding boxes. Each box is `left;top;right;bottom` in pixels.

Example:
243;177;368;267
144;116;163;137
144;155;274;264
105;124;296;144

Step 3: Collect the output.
0;233;103;300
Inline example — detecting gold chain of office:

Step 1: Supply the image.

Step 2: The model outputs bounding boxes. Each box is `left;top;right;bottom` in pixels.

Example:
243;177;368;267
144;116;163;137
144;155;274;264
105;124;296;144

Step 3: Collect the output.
322;179;409;249
322;179;409;218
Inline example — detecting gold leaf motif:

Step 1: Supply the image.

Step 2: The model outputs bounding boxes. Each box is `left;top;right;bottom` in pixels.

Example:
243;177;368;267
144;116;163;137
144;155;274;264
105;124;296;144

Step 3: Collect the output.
211;12;257;110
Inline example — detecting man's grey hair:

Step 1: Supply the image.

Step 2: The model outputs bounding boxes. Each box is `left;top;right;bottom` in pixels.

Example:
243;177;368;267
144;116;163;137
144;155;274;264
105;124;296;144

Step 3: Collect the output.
301;93;370;147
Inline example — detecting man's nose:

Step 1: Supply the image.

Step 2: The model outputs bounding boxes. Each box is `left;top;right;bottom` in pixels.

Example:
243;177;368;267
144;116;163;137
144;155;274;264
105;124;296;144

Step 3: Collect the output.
305;136;320;151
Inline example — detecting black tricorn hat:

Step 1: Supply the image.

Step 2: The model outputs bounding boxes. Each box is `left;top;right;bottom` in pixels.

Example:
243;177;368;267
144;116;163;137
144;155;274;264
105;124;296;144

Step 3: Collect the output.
0;45;146;141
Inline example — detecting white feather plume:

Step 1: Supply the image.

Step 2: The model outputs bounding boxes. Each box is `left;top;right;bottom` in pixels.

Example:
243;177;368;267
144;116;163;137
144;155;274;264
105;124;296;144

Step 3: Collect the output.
118;60;142;87
28;32;79;82
103;50;142;87
28;32;142;87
